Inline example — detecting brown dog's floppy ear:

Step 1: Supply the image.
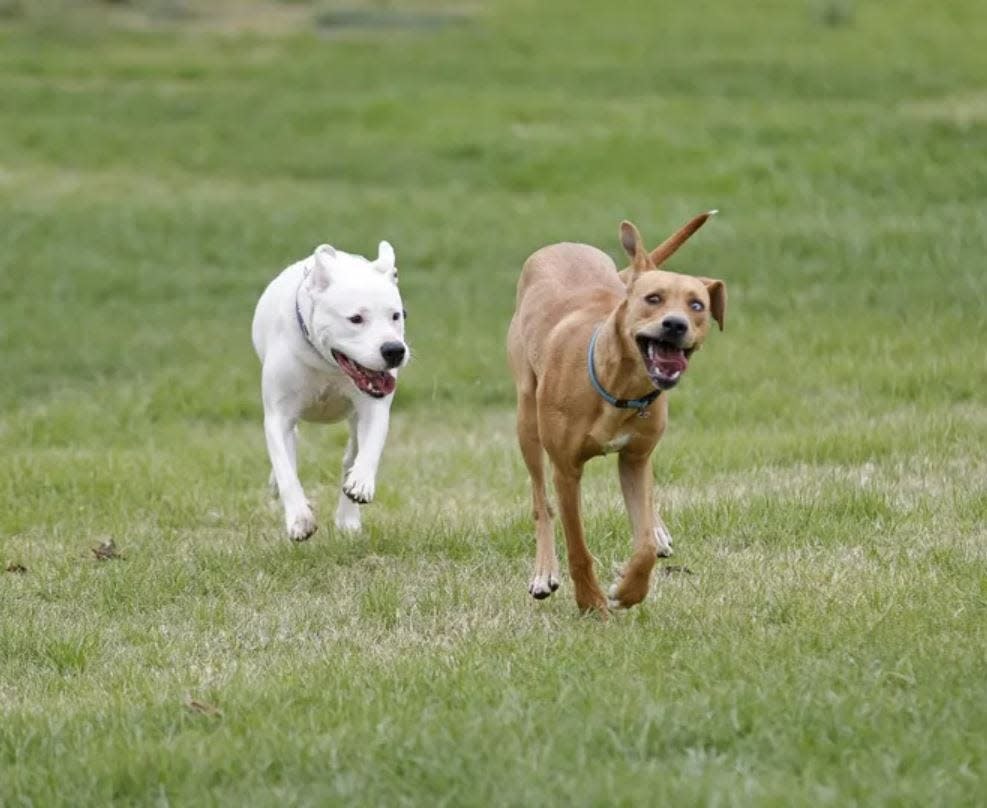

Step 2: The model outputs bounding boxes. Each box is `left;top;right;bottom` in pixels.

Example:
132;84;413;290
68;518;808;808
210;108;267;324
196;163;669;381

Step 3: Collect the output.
699;277;727;331
649;209;718;267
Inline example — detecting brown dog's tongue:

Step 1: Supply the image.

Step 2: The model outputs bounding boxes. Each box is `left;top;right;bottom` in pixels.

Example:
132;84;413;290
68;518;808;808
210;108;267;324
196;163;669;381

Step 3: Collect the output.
656;346;688;374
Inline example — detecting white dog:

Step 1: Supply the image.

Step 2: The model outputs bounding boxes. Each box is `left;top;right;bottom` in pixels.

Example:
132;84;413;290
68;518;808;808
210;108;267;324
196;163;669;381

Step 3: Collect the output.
252;241;408;540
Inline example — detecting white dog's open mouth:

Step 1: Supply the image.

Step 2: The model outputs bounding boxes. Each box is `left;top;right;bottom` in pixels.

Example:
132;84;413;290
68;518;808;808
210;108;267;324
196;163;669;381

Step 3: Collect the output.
636;337;691;390
331;350;396;398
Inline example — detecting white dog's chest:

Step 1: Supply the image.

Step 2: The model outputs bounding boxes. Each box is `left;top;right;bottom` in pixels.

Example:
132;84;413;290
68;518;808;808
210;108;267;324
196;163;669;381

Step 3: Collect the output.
300;380;353;423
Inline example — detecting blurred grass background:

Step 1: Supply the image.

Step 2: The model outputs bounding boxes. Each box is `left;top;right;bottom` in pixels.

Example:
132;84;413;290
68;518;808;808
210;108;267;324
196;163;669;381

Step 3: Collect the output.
1;1;986;804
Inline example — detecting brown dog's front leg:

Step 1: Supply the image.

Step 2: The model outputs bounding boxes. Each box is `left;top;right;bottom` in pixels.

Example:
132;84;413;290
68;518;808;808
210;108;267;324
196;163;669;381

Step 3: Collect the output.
610;454;659;608
553;466;607;614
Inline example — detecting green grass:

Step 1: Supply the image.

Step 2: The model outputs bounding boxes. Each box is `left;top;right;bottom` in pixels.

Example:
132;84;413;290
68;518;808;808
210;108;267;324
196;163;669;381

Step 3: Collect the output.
2;0;987;804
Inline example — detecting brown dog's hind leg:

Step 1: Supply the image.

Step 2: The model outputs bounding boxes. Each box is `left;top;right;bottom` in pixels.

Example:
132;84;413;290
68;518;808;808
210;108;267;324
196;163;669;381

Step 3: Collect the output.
516;389;559;599
553;466;608;614
609;454;659;609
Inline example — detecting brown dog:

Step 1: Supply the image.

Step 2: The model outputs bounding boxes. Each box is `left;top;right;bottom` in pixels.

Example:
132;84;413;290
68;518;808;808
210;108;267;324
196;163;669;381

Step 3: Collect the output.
507;212;725;614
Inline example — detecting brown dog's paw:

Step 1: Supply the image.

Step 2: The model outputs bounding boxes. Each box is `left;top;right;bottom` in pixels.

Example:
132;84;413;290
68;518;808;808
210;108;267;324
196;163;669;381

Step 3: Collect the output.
578;601;609;619
574;587;609;616
607;590;637;610
528;572;560;600
654;523;674;557
607;583;627;610
607;572;650;610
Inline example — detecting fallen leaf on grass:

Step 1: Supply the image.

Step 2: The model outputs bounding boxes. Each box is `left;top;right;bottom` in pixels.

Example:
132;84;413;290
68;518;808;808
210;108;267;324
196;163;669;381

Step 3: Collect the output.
5;562;27;573
91;540;125;561
184;698;223;718
659;565;693;576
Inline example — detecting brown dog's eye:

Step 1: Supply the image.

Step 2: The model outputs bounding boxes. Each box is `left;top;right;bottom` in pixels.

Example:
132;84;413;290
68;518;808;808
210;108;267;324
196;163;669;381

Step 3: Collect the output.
348;314;364;324
689;300;704;312
644;294;662;305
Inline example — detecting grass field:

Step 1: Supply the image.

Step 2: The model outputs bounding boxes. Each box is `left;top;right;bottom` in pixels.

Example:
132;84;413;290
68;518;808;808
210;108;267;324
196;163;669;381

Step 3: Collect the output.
2;0;986;804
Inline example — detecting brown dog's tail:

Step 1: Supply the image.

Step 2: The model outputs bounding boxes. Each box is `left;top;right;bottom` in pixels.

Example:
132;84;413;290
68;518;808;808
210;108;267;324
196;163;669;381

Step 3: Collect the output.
649;209;718;267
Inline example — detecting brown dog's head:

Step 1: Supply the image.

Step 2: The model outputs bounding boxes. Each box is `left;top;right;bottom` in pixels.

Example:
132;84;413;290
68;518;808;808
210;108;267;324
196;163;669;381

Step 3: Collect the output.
619;212;726;390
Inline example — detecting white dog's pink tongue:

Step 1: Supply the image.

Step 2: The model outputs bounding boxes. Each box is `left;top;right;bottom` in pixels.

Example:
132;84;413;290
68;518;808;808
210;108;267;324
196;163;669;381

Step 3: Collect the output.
335;352;397;398
374;373;397;396
655;345;688;375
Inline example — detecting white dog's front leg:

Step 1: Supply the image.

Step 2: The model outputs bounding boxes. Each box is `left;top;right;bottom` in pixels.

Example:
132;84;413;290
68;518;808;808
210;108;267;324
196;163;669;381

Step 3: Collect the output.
267;424;297;499
334;418;362;532
264;414;316;541
341;396;392;505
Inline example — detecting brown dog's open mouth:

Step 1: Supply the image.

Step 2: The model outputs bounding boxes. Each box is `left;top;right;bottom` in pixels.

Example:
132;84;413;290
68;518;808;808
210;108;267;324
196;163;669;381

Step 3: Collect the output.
636;336;692;390
331;350;396;398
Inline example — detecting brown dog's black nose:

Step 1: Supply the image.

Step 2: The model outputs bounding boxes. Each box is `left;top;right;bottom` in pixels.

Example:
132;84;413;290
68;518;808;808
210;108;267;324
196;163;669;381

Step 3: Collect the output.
660;315;689;339
380;341;406;368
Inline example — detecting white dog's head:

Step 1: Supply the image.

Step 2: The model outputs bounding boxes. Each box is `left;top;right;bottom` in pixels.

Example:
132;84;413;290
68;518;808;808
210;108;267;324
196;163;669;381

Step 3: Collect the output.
303;241;408;399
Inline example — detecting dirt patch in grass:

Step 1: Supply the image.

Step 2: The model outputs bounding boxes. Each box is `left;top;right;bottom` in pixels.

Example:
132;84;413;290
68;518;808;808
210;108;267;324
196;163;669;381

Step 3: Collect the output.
1;1;475;34
314;7;470;33
91;539;125;561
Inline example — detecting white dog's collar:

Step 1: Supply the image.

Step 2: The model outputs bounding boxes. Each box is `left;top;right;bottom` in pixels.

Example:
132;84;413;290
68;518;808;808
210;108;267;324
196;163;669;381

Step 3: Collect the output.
294;279;337;368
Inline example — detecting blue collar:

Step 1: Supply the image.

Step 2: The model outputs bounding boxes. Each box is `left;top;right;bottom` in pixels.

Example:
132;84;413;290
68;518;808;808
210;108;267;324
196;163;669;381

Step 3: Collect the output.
295;296;313;343
587;326;661;414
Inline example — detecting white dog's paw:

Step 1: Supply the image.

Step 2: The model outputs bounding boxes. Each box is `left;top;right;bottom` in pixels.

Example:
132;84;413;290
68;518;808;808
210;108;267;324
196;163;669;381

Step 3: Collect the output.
335;513;363;533
286;506;317;542
528;571;560;600
334;497;363;533
342;468;375;504
655;522;674;557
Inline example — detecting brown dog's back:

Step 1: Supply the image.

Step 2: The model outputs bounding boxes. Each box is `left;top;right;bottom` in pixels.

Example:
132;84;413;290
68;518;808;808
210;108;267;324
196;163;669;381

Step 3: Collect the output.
510;243;624;380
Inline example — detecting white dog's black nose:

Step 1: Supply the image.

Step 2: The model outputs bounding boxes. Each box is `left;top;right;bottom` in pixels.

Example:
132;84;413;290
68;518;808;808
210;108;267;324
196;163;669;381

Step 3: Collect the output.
380;341;406;368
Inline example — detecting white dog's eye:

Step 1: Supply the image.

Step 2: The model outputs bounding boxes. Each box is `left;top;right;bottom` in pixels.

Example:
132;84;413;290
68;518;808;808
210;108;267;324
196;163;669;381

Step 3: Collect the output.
392;312;401;322
348;314;364;324
690;300;705;312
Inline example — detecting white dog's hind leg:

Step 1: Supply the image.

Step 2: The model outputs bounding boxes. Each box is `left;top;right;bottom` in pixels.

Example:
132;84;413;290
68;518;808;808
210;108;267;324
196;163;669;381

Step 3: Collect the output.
342;396;392;504
264;414;316;541
334;420;362;532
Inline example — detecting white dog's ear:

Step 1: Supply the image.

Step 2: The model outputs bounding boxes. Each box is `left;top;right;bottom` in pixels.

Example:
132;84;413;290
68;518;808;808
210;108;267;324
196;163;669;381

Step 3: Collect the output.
377;240;395;268
309;244;336;291
375;240;398;283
